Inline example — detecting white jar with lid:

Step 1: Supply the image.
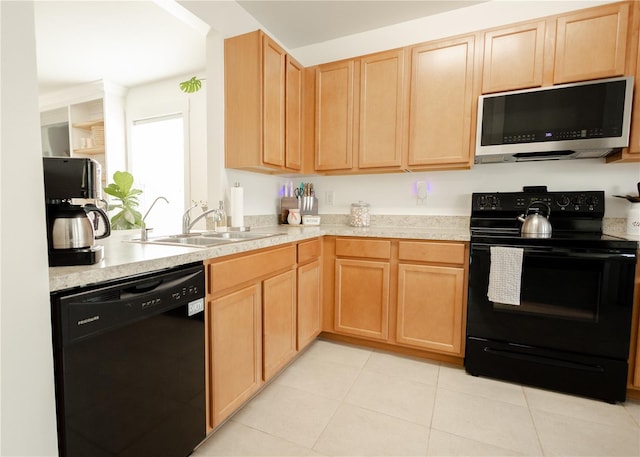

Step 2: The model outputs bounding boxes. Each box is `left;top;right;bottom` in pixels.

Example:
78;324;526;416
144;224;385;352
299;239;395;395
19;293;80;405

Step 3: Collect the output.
350;201;370;227
626;203;640;236
287;208;301;225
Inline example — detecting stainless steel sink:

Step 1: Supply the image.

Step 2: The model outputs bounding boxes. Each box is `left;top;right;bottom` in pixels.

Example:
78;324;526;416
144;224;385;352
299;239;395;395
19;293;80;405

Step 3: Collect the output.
151;236;233;247
129;231;282;248
201;231;280;240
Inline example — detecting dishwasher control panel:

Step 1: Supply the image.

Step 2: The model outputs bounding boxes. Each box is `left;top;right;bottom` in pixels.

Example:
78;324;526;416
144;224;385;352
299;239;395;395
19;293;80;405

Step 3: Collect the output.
53;263;205;344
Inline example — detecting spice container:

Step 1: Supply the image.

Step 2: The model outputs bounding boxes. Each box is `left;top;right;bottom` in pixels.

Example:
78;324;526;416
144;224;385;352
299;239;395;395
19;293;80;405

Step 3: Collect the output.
350;201;370;227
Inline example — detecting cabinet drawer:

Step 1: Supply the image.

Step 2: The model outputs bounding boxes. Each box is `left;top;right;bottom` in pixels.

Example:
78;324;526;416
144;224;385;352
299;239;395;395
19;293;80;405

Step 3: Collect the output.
298;238;321;264
208;245;296;294
398;241;466;264
335;238;391;259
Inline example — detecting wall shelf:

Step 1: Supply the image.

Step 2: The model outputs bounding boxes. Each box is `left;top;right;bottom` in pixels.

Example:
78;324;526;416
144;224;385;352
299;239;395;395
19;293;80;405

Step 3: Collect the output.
73;146;105;155
72;119;104;130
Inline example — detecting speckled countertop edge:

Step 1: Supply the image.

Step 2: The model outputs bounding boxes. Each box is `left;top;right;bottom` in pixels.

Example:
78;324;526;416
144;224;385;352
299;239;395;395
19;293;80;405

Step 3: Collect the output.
49;219;470;292
49;215;638;292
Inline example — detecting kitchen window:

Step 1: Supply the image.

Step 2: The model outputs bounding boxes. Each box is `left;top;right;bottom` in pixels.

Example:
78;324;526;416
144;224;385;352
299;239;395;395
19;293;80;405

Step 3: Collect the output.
130;113;186;235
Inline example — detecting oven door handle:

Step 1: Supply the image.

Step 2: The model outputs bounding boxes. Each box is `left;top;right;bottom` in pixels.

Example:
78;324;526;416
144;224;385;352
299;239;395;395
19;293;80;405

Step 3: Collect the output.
471;244;636;261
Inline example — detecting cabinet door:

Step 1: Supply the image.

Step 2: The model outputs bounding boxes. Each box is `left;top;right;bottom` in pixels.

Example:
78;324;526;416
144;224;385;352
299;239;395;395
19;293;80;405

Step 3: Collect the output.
554;3;629;84
262;35;286;168
210;284;262;427
358;49;405;169
286;55;303;170
298;259;322;350
396;264;464;355
315;60;355;171
482;21;545;93
408;35;475;167
263;269;297;381
334;258;389;340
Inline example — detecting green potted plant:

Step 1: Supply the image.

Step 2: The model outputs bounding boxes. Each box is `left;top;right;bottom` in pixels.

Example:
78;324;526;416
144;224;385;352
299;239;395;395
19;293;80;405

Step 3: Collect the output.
103;171;143;229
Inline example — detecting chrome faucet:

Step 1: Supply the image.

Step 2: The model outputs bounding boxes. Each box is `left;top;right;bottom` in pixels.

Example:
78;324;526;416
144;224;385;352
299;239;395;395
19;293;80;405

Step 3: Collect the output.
182;204;221;235
140;196;169;241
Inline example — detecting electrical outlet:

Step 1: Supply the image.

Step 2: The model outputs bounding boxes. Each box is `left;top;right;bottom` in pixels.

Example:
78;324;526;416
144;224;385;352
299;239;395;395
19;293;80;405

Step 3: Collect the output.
416;181;427;205
325;191;335;206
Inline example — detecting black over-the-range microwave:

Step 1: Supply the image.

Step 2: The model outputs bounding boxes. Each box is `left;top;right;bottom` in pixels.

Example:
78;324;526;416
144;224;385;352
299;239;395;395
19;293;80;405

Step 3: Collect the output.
475;76;634;163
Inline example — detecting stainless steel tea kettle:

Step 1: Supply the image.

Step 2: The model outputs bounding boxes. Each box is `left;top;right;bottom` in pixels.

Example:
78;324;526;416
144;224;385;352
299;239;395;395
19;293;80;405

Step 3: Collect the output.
517;201;552;238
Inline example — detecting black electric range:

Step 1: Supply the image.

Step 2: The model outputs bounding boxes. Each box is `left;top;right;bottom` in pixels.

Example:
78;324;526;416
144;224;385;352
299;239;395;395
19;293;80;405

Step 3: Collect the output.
466;188;637;403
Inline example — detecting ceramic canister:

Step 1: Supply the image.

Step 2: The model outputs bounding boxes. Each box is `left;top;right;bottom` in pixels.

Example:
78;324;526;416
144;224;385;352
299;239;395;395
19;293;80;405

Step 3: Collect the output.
626;203;640;236
287;208;301;225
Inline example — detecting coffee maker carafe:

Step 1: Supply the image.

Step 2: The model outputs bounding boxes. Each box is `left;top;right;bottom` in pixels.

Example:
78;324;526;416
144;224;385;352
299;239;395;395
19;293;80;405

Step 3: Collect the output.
43;157;111;266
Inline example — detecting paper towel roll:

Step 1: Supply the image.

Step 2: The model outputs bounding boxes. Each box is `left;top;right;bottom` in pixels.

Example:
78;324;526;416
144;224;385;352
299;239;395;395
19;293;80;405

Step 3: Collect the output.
230;184;244;228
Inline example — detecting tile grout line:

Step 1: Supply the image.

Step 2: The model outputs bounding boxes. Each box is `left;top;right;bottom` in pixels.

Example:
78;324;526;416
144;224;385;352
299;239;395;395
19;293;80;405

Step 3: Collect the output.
308;347;375;453
522;386;547;457
423;362;442;457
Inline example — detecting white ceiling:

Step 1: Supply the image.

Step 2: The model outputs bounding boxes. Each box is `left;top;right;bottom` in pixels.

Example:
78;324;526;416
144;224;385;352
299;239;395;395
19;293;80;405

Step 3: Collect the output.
34;1;208;94
235;1;486;49
35;0;486;96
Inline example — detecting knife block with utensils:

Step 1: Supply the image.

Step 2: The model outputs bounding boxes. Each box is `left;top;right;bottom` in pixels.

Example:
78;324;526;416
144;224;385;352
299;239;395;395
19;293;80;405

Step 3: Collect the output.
301;197;318;216
279;197;318;224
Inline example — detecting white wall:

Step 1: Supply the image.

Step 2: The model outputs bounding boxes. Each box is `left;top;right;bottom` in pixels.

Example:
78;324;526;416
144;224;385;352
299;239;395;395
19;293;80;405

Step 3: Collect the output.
309;160;640;218
1;2;59;455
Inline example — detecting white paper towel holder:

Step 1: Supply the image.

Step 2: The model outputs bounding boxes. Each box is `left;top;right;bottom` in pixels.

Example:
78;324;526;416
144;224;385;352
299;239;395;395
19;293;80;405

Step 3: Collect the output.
230;182;250;232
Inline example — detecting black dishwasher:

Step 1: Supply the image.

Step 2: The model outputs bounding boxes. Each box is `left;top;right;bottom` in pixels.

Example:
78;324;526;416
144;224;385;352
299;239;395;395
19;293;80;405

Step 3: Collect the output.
50;262;206;457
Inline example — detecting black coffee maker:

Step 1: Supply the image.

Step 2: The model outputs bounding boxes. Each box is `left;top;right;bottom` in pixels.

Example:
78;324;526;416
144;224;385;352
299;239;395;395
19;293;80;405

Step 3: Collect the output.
43;157;111;266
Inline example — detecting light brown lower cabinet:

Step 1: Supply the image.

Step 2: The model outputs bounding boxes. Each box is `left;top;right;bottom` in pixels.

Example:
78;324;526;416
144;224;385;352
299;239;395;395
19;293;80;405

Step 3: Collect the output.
205;245;297;430
324;237;468;360
263;269;297;381
297;259;322;350
205;240;323;431
208;284;262;428
334;258;390;341
396;264;465;354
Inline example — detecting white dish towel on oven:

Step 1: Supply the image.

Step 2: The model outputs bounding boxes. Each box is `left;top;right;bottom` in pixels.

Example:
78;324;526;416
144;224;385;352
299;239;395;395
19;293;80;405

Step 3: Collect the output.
487;246;524;306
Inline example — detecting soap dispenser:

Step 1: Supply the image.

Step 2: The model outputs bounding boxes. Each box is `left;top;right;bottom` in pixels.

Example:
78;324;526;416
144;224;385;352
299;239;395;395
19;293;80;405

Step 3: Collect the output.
216;200;228;232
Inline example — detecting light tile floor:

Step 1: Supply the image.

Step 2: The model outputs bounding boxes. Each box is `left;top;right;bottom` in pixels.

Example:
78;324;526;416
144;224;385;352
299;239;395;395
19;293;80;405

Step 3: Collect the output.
193;339;640;457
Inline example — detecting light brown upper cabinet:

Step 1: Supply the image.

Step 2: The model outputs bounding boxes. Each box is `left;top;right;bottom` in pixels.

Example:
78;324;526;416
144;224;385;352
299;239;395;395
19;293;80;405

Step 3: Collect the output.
315;49;406;172
285;56;303;170
225;30;302;173
315;60;355;171
553;2;629;84
482;21;546;93
592;1;638;163
407;35;477;169
358;49;406;170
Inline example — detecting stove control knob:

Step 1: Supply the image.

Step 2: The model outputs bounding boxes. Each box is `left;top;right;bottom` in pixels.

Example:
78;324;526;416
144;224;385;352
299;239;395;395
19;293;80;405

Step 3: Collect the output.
585;196;596;207
490;196;499;208
556;195;570;207
571;195;584;207
478;196;487;207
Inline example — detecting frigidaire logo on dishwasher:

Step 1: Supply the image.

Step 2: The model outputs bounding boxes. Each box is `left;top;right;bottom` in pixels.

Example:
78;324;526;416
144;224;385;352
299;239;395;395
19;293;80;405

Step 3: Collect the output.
77;316;100;326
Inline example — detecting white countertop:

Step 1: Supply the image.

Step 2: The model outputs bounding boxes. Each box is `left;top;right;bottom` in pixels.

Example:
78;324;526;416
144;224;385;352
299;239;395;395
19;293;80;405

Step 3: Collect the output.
49;224;471;292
